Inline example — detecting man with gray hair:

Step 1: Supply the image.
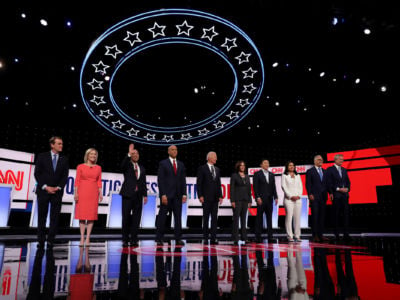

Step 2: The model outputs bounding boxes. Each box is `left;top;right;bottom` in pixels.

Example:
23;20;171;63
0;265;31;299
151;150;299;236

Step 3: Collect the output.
196;151;223;244
326;154;351;242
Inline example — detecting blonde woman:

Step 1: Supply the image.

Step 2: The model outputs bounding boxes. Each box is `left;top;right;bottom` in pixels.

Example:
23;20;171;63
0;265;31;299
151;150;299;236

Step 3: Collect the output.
74;148;102;246
281;161;303;242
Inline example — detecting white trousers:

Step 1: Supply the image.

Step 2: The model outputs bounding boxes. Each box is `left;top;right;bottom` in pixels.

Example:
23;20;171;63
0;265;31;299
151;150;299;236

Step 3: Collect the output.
284;198;302;239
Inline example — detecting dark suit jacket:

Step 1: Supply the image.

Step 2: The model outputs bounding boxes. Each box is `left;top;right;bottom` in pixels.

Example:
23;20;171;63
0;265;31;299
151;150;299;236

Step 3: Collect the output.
230;173;252;203
157;158;187;199
252;170;277;202
326;165;351;195
196;164;222;202
119;156;147;198
305;167;328;199
34;151;69;196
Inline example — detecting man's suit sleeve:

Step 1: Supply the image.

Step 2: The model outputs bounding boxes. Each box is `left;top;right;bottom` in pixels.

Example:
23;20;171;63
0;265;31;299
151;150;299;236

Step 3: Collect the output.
247;175;252;203
217;167;223;198
120;156;131;172
253;172;259;199
326;168;334;194
305;169;313;196
141;166;147;197
57;157;69;189
345;169;351;192
34;153;45;189
271;174;278;200
157;161;166;197
196;166;204;198
180;163;187;196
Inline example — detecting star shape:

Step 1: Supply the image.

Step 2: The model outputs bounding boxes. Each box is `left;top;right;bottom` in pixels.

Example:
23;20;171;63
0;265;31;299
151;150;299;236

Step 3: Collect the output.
123;31;142;46
148;22;166;38
242;67;258;79
90;95;106;106
144;133;156;141
226;111;239;119
198;128;210;136
221;37;237;52
181;133;192;140
99;109;113;119
87;79;104;90
162;135;174;142
92;61;110;74
242;83;257;94
105;45;122;59
213;120;226;129
126;128;139;136
112;120;125;129
236;98;250;107
235;52;251;64
176;20;193;36
201;26;219;41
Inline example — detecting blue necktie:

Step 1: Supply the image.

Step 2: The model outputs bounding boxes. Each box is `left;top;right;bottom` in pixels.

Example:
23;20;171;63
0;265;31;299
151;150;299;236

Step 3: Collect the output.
52;154;57;171
318;167;323;181
338;167;342;178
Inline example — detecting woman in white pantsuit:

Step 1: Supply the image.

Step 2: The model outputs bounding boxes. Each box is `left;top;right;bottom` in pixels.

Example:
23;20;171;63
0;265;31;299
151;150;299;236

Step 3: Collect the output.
282;161;303;242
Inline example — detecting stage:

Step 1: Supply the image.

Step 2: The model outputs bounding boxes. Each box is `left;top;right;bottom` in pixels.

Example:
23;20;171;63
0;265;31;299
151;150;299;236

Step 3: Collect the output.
1;234;400;299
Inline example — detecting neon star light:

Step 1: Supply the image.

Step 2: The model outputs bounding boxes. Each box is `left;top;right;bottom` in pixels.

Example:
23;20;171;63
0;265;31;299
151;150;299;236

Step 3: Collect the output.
80;9;265;145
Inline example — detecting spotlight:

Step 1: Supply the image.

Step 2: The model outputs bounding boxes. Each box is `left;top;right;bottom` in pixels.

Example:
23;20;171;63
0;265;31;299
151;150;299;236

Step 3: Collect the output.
72;103;77;108
355;78;360;84
70;66;75;71
308;67;312;72
272;62;279;68
380;85;387;92
21;13;27;19
363;28;371;35
275;102;279;106
40;19;48;26
332;78;337;82
66;21;72;27
332;17;338;26
319;72;325;77
14;58;19;63
0;61;4;69
194;88;199;94
104;76;110;81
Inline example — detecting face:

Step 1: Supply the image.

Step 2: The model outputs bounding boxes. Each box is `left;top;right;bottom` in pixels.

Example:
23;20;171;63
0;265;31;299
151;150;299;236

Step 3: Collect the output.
288;162;295;172
239;162;246;172
88;150;98;163
207;152;217;164
168;145;178;158
261;160;269;170
314;156;323;167
131;150;139;162
51;139;63;153
335;156;344;166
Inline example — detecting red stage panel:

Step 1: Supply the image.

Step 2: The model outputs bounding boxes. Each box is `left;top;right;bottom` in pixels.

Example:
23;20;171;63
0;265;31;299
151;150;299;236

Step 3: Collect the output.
327;145;400;161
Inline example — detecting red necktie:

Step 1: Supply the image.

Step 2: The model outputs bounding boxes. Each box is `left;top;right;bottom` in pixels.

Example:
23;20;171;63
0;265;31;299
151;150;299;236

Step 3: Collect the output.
134;163;139;191
173;159;177;175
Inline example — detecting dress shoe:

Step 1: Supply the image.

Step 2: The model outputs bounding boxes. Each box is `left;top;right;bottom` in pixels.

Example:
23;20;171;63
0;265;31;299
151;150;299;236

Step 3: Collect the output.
46;241;54;249
122;241;129;247
130;241;139;247
343;235;353;242
268;238;276;243
37;241;45;249
233;240;239;246
210;239;219;245
176;240;185;246
294;237;302;243
244;240;252;245
156;240;163;246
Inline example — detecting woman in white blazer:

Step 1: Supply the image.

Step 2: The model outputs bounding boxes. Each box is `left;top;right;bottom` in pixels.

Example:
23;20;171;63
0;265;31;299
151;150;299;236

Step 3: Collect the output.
281;161;303;242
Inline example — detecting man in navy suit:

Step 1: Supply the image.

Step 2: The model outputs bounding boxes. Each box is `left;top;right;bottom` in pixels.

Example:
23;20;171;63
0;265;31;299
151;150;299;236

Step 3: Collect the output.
253;159;278;242
120;144;147;247
306;155;329;242
34;136;69;249
156;145;187;246
326;154;351;242
196;151;223;244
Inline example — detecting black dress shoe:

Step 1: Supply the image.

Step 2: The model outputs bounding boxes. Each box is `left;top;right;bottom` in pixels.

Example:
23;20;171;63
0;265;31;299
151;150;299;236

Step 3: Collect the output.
156;240;163;246
130;241;139;247
176;240;185;246
233;241;239;245
46;241;54;249
37;241;45;249
210;239;219;245
343;235;353;242
244;240;252;245
267;238;276;243
122;241;129;247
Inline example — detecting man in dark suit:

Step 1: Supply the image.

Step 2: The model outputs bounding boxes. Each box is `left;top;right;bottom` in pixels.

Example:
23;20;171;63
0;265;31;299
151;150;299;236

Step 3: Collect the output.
196;151;223;244
326;154;351;242
156;145;187;246
253;159;278;242
120;143;147;247
34;136;69;249
306;155;329;242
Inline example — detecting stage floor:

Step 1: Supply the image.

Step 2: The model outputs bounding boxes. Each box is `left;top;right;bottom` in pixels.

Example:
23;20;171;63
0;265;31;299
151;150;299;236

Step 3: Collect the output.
1;235;399;299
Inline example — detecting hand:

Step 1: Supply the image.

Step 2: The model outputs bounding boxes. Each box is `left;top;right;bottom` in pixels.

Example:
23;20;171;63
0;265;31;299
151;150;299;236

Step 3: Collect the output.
199;196;204;204
219;198;223;205
339;188;349;193
46;186;56;194
99;194;103;202
231;202;236;209
309;194;314;201
161;195;168;205
128;143;135;156
143;196;148;205
248;203;251;208
182;195;187;204
257;198;262;205
74;194;78;202
329;194;334;201
290;196;297;201
274;199;278;205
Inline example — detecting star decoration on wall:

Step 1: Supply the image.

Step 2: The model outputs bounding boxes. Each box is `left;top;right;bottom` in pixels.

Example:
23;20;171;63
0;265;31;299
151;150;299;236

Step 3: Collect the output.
148;22;166;38
105;45;122;59
99;109;113;119
126;128;140;136
89;95;106;106
242;83;257;94
226;111;239;119
87;79;104;90
235;52;251;64
236;98;250;107
162;135;174;142
112;120;125;129
144;133;156;140
213;120;226;129
242;67;258;79
176;20;194;36
124;31;142;46
92;61;110;74
201;26;219;41
181;133;192;140
221;37;237;52
198;128;210;136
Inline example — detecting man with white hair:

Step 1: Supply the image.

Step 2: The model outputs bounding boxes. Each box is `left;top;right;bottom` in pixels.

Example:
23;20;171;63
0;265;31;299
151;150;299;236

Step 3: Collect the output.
196;151;223;244
326;154;351;242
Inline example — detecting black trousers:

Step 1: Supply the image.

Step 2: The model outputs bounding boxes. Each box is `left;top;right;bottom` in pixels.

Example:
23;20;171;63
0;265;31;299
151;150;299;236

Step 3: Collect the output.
232;201;248;241
310;194;327;237
156;197;182;240
332;192;349;236
255;199;273;239
122;194;142;242
37;192;62;243
202;200;219;240
118;253;139;298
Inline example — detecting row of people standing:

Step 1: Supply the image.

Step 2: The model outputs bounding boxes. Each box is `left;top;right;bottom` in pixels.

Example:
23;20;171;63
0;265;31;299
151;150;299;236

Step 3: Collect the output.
34;136;351;248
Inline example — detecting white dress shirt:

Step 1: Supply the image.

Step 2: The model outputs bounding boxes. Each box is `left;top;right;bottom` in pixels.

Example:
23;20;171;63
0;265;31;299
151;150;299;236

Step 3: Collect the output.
281;173;303;200
169;157;177;170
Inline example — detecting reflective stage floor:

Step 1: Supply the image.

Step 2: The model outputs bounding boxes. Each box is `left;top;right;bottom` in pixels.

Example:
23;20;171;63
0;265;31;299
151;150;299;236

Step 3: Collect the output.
1;236;400;299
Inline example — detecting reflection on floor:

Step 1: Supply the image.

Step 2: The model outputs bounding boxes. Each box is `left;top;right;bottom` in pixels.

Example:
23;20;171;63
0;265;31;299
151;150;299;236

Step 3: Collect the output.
0;237;400;299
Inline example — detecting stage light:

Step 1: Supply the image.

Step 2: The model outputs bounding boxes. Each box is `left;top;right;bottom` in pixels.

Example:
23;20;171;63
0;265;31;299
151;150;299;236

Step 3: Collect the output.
332;78;337;82
364;28;371;35
21;13;26;19
194;87;199;94
70;66;75;71
25;102;29;106
355;78;360;84
104;76;110;81
319;72;325;77
248;126;251;130
285;63;290;67
308;67;312;72
14;58;19;63
275;102;280;106
72;103;77;108
0;61;4;69
380;85;387;92
40;19;48;26
256;124;260;128
272;62;279;68
304;107;307;111
5;96;9;101
332;17;338;26
66;21;72;27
